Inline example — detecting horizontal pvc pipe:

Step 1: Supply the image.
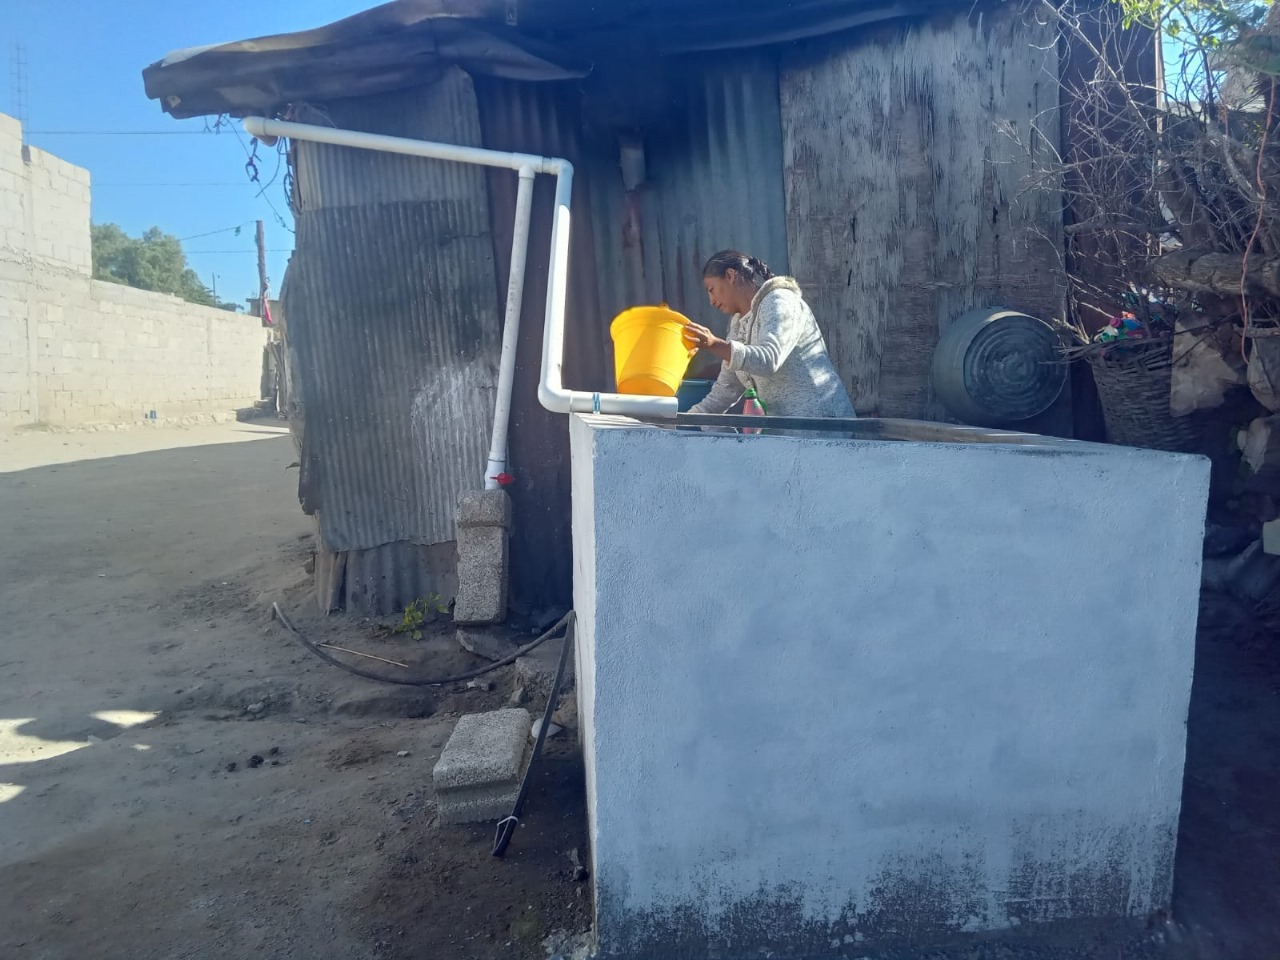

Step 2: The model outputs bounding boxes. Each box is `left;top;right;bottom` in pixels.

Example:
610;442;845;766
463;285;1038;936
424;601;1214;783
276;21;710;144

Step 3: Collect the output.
242;116;678;421
243;116;554;173
534;167;678;418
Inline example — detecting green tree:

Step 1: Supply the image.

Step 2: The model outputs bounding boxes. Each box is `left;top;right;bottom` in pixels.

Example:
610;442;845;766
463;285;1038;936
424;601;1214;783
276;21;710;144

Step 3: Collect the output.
91;224;241;311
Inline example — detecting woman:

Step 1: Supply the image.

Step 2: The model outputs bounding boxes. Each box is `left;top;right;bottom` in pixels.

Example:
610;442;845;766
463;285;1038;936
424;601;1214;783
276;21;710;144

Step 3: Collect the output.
683;250;855;419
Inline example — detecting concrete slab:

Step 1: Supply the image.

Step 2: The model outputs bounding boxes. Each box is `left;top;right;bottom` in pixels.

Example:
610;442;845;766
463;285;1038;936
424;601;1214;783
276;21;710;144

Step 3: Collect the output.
433;708;530;824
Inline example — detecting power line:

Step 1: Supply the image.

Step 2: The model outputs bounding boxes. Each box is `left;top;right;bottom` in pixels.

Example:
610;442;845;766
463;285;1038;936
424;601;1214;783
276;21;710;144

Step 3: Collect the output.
185;248;293;254
178;223;255;242
95;182;252;187
232;122;294;233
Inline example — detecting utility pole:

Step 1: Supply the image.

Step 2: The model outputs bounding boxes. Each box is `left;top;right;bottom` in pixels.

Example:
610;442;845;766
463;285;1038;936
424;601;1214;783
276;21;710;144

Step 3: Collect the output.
255;219;271;325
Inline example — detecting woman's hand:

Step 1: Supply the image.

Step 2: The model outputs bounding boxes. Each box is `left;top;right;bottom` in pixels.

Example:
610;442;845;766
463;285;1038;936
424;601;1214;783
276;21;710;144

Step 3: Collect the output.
684;323;733;363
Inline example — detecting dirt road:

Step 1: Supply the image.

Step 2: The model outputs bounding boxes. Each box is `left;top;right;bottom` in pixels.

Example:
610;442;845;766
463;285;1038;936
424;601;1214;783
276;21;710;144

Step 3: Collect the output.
0;423;588;960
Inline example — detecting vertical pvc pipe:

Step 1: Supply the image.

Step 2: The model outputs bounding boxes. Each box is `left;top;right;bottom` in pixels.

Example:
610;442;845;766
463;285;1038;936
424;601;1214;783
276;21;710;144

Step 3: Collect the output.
485;167;536;489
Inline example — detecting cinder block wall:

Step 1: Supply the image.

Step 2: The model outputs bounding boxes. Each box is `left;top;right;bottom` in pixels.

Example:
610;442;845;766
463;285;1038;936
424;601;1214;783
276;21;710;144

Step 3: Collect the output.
0;113;266;429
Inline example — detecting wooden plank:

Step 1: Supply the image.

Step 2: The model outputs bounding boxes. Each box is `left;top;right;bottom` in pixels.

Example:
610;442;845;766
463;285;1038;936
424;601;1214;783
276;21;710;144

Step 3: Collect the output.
780;6;1067;422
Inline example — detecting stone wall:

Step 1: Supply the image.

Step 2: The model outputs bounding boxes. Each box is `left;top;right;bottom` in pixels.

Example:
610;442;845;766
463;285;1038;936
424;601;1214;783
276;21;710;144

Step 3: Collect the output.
0;113;266;429
570;414;1209;958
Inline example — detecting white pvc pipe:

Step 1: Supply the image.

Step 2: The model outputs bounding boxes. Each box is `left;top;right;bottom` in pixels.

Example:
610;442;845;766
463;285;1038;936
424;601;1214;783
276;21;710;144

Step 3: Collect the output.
534;169;678;418
485;167;535;489
244;116;552;173
241;117;679;474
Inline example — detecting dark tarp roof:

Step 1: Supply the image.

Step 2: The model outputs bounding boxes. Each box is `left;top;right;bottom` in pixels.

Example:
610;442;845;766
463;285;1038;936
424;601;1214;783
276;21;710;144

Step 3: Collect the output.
143;0;970;118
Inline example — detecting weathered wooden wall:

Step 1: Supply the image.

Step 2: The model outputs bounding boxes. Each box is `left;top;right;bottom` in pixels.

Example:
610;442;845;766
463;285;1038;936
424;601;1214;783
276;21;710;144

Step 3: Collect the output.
781;6;1066;420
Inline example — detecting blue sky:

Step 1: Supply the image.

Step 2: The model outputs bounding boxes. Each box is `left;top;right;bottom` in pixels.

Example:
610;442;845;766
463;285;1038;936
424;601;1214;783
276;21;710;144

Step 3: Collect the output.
2;1;370;306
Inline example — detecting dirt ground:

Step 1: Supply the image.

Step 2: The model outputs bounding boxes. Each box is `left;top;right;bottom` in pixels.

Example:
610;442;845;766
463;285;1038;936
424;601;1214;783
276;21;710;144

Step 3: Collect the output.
0;422;590;960
1;421;1277;960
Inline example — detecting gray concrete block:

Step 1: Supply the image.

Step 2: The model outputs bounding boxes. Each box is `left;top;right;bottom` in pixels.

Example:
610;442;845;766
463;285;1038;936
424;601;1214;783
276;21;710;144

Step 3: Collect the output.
433;708;530;824
454;493;510;624
457;489;511;528
436;783;523;825
434;708;529;790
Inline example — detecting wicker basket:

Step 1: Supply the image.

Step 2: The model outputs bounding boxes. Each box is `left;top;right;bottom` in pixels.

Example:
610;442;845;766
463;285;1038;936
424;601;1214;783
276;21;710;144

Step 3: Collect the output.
1085;338;1206;452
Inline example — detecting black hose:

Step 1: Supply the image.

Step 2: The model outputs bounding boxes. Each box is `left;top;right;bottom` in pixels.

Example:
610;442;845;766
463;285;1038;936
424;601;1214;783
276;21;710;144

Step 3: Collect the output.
271;602;572;687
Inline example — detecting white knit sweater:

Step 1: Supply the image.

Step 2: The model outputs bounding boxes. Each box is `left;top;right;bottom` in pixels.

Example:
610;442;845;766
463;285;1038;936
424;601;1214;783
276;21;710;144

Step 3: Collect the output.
688;277;856;419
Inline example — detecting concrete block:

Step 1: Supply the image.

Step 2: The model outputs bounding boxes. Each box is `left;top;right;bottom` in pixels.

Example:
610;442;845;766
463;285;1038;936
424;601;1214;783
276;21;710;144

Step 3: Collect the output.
454;489;510;625
457;489;511;528
433;708;530;824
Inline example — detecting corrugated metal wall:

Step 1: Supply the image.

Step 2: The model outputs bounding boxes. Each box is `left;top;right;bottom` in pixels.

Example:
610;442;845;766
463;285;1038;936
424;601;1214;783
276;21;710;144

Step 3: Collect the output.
471;55;792;604
283;70;503;613
780;6;1069;426
473;77;608;610
278;17;1074;615
587;51;791;377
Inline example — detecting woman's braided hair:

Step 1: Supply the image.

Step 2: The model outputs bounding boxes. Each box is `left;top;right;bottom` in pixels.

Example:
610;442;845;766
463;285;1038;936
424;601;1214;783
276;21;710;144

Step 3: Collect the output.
702;249;775;289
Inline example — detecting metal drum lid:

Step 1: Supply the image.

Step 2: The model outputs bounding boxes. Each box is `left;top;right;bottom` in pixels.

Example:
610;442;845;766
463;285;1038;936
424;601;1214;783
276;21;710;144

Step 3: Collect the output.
931;308;1066;427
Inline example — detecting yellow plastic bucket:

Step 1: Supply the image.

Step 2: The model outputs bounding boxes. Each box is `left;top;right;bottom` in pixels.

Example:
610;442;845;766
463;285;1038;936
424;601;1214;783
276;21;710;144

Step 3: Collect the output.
610;304;696;397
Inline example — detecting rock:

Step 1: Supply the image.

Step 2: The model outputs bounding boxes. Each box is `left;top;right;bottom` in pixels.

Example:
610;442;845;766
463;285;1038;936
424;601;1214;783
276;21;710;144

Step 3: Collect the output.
248;755;264;768
1264;518;1280;556
268;746;279;756
514;643;574;701
1203;521;1256;558
543;930;593;960
225;762;237;773
222;678;298;716
567;847;588;882
531;718;564;740
508;685;527;707
1205;540;1280;601
466;679;493;691
457;627;521;663
396;750;411;758
531;607;570;634
551;694;578;732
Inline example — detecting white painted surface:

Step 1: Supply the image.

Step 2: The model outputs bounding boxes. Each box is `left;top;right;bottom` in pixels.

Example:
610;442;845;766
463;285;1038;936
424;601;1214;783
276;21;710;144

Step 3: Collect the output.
0;113;266;429
570;415;1209;957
